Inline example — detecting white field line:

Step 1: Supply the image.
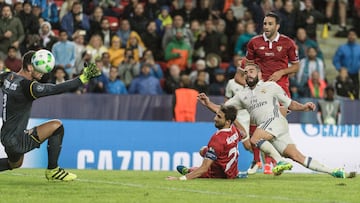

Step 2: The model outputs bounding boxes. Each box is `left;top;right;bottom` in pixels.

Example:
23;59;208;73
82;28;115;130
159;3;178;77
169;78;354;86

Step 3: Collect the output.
6;172;349;203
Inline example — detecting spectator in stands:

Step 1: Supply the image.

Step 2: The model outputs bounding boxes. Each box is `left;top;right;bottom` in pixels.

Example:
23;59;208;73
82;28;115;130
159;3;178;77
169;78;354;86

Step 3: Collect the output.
141;21;163;61
73;30;87;76
144;0;161;20
41;0;60;29
225;54;242;80
278;0;298;39
228;21;245;62
108;35;125;67
162;15;194;50
230;0;248;21
141;49;163;80
333;29;360;99
0;58;7;73
317;86;341;125
194;0;211;23
13;2;23;16
4;46;22;72
215;18;230;62
155;5;173;37
222;8;238;41
50;65;69;84
296;0;325;41
0;4;25;60
123;0;140;19
116;19;139;48
289;72;302;100
98;0;122;18
325;0;348;37
234;21;256;57
39;21;58;51
97;17;116;48
52;30;76;77
334;67;356;100
106;66;128;94
189;59;209;85
101;52;112;78
86;33;108;63
61;2;90;39
193;70;209;94
128;63;163;95
173;74;198;122
208;68;227;96
305;70;327;99
172;0;197;29
128;3;149;35
17;1;40;55
164;64;181;94
126;32;146;62
118;48;141;88
59;0;74;21
88;6;104;43
164;29;192;73
297;47;325;90
295;27;324;60
195;19;227;60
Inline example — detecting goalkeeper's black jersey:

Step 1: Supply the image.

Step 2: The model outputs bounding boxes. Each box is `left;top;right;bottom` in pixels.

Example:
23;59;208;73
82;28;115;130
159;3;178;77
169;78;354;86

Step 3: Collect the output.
0;72;82;145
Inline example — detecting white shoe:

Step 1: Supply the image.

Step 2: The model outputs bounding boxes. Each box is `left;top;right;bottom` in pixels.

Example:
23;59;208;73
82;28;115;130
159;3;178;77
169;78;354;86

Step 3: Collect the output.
247;161;262;175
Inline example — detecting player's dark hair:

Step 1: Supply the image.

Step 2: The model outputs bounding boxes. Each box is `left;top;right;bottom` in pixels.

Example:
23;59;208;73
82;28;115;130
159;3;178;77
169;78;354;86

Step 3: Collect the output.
22;50;36;71
220;105;237;123
266;12;280;24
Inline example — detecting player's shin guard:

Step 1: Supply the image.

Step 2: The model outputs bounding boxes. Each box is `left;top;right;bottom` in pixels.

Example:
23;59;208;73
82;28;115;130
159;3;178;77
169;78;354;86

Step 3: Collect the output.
0;158;10;171
47;125;64;169
255;139;283;163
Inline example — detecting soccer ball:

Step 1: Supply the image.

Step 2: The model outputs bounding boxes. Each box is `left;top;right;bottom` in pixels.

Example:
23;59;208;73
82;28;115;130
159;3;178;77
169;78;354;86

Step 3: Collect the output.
31;49;55;73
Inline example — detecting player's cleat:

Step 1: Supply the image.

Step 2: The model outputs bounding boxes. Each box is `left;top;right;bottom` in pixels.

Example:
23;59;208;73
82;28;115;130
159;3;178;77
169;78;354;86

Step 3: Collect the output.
45;167;77;181
247;161;262;175
272;161;292;176
176;165;189;175
331;168;346;179
263;164;273;174
346;171;357;178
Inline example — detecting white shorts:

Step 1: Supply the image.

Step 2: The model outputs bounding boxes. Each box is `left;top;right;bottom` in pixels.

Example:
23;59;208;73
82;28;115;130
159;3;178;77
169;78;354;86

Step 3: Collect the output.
258;117;294;154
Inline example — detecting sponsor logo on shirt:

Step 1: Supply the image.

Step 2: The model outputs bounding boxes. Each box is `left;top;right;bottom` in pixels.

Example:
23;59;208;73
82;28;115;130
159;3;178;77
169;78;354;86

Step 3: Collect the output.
276;46;282;52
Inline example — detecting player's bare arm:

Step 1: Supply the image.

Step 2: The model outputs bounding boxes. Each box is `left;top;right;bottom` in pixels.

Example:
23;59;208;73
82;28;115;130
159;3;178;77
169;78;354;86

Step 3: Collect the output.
268;62;299;82
197;93;220;113
288;100;316;112
166;159;213;180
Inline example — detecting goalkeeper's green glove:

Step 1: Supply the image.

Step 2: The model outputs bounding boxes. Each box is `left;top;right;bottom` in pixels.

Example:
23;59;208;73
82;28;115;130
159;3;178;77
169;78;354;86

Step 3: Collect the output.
79;62;101;84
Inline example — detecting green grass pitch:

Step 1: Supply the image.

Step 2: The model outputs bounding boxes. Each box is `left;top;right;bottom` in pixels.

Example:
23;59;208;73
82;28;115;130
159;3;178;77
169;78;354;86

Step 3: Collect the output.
0;169;359;203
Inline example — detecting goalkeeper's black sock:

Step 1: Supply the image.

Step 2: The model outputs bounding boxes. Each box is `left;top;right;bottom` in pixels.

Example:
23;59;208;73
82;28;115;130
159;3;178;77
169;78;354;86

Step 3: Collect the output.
47;125;64;169
0;158;10;171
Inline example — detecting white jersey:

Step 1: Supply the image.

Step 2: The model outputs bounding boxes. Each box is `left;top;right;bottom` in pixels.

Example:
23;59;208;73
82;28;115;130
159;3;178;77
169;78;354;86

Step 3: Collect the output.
225;81;292;126
225;79;250;138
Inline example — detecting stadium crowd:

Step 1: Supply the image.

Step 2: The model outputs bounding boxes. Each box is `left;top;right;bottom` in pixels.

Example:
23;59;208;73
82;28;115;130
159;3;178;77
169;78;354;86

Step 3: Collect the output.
0;0;359;99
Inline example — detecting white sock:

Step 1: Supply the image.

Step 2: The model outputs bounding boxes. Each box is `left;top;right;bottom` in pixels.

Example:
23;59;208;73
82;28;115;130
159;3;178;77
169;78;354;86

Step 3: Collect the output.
257;140;284;163
302;157;333;174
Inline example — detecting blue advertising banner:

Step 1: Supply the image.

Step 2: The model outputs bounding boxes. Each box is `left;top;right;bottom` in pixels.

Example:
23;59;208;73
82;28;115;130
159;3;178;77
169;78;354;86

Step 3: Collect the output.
0;119;253;171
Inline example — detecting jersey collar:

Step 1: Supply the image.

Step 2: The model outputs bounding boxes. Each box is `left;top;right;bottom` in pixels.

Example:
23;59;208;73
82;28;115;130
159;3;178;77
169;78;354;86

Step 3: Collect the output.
263;32;280;42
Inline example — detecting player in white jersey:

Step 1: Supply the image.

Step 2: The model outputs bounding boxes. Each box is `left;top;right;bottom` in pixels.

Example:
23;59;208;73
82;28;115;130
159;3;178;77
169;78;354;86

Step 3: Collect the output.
198;63;355;178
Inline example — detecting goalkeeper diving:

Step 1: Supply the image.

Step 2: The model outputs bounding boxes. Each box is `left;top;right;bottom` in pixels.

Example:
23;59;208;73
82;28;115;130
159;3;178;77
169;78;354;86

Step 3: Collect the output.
0;50;100;181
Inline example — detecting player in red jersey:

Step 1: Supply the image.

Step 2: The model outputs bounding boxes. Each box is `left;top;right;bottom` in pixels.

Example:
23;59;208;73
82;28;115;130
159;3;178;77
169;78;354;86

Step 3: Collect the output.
166;105;245;180
246;12;299;98
246;12;299;173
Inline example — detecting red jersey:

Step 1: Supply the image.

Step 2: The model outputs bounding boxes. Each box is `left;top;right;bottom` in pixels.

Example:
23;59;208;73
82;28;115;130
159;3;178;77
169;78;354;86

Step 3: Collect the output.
203;125;242;179
246;33;299;96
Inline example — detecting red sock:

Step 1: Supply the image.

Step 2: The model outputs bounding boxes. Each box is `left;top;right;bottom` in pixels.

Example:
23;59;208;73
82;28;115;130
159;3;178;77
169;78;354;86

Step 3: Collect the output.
265;155;277;165
252;145;261;162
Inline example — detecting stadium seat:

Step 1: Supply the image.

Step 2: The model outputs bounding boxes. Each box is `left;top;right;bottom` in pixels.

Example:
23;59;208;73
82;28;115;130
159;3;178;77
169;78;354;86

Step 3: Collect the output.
104;16;119;31
157;61;168;72
220;62;229;70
